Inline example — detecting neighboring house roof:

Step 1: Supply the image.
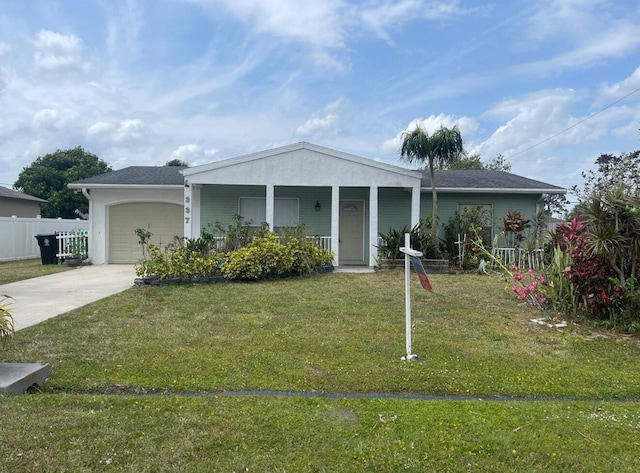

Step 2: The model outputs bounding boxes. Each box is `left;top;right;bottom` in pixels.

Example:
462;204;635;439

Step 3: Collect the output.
0;186;47;203
422;169;566;194
69;166;186;188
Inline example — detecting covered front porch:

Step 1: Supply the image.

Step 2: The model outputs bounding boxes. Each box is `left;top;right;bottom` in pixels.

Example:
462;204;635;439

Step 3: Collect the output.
181;143;423;268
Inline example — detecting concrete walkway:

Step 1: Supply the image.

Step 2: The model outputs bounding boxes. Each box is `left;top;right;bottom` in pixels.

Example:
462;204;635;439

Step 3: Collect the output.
0;265;136;331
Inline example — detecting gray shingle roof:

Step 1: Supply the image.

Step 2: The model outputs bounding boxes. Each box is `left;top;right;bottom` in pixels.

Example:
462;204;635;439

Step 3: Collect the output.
68;164;565;193
0;186;47;202
69;166;186;186
422;169;565;192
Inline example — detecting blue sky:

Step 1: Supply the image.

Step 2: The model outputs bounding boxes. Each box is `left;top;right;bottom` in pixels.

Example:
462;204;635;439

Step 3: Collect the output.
1;0;639;207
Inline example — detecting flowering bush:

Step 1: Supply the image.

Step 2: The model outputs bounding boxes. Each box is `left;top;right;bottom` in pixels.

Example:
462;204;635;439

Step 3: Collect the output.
510;265;548;309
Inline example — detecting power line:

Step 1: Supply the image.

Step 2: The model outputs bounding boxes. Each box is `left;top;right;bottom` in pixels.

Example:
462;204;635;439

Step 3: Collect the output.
505;85;640;160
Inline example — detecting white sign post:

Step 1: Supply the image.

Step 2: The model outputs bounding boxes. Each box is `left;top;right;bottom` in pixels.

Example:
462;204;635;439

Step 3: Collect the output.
399;233;422;361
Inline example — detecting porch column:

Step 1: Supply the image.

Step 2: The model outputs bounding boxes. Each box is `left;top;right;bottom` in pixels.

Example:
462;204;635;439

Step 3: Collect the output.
369;185;378;266
183;182;193;239
411;184;421;227
266;184;275;230
191;185;202;238
331;185;340;265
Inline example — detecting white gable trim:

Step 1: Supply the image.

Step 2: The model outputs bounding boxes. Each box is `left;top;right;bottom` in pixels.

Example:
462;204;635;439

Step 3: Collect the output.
182;142;422;187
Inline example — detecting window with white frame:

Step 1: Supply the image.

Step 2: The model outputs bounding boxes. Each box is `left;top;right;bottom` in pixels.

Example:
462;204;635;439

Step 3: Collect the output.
239;197;299;227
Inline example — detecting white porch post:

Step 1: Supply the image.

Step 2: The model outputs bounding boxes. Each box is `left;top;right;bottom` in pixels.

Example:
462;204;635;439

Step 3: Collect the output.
266;184;275;230
183;181;193;239
369;185;378;266
411;184;421;227
331;185;340;266
191;185;202;239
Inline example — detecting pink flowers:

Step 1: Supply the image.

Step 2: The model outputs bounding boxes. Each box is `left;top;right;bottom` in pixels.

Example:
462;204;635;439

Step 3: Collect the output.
510;266;548;308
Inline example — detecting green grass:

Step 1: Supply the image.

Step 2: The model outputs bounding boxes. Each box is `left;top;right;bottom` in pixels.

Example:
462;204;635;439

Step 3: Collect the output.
0;258;71;284
2;271;640;471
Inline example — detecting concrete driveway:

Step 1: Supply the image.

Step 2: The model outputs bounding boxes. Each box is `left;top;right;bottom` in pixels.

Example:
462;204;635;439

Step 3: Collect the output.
0;265;136;331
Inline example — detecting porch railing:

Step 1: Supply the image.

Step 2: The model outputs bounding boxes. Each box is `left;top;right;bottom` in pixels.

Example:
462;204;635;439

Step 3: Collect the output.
210;235;331;252
456;234;544;270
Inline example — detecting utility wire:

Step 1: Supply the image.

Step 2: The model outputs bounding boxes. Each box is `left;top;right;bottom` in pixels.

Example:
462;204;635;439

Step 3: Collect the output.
505;85;640;160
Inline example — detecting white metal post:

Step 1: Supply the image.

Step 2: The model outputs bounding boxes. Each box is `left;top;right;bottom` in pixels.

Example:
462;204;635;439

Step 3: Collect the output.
400;232;421;361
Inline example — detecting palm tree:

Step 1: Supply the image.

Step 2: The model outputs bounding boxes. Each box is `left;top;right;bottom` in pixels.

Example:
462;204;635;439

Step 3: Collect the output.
399;124;464;242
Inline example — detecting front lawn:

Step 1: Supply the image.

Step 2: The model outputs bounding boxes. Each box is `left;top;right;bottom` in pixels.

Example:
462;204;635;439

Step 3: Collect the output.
1;271;639;472
0;258;71;284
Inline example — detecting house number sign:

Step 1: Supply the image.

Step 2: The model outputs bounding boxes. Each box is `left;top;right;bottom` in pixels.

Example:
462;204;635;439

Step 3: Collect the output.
185;196;190;224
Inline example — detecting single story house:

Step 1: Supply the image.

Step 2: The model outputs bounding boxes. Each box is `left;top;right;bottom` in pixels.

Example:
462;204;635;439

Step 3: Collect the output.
69;142;566;267
0;186;47;218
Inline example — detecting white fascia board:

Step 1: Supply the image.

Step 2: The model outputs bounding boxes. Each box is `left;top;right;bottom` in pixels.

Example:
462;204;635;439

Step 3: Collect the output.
427;187;567;194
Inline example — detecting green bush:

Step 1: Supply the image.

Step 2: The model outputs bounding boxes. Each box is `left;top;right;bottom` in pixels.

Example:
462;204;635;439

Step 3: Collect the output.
136;224;334;281
220;229;333;280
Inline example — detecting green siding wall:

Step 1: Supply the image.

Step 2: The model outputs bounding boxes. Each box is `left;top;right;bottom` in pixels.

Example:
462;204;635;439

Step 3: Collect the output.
200;185;334;237
199;185;543;254
421;192;542;244
378;188;412;232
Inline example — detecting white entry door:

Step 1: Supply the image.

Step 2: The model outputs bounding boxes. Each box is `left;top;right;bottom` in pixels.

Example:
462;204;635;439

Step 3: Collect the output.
339;200;365;264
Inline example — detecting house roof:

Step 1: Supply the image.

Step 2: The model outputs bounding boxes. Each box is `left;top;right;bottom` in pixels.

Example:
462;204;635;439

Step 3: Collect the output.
69;166;186;188
67;147;565;195
422;169;566;194
0;186;47;203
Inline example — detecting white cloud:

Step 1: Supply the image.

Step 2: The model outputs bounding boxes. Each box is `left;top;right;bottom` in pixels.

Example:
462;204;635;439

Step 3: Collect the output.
597;65;640;104
87;121;116;136
515;21;640;75
31;109;61;130
114;119;145;143
296;97;350;138
183;0;347;48
169;144;219;166
0;42;10;55
362;0;469;43
474;90;583;160
382;114;478;153
33;30;88;71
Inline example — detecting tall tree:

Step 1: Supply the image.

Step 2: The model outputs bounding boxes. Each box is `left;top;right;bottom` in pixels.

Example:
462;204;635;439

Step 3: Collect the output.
14;146;111;218
446;152;512;172
165;159;188;167
399;124;464;241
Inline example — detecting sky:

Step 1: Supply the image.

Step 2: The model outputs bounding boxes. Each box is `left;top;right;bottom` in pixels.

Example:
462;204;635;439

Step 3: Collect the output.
1;0;640;207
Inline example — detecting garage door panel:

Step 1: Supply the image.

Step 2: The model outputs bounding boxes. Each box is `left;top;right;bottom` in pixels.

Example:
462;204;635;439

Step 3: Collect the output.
109;203;183;264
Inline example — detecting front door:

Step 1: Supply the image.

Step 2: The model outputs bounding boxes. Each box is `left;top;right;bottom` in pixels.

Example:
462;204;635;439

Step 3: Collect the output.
339;200;365;264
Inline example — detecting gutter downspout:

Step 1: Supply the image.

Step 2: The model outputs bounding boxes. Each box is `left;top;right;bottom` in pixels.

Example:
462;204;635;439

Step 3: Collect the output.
82;188;93;263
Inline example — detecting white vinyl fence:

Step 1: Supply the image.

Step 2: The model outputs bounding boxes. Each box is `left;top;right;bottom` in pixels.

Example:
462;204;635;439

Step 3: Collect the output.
0;216;89;262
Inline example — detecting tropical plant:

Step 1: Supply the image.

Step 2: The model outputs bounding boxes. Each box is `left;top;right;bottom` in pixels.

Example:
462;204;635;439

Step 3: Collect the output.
376;220;437;262
399;124;464;242
213;214;254;252
135;228;153;260
1;295;15;343
501;210;531;249
442;206;491;268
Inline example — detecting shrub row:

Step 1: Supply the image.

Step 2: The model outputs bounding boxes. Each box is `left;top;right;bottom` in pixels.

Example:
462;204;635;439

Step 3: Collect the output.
135;227;334;282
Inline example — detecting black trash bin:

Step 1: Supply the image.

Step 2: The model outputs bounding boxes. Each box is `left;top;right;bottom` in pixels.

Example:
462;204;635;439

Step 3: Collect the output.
35;234;58;265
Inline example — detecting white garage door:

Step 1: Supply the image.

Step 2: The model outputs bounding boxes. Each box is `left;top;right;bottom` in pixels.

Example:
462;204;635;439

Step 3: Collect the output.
108;202;183;264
